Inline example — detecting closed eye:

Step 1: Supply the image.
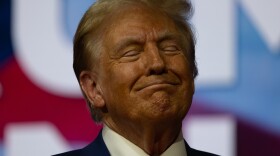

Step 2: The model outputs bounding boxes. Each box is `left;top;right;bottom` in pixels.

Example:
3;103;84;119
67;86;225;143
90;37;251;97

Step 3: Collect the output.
123;49;141;57
161;45;181;55
120;48;142;62
163;46;179;52
120;44;143;59
158;38;182;55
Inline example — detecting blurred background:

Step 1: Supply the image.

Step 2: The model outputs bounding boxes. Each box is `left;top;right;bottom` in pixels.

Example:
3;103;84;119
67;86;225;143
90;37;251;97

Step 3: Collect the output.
0;0;279;155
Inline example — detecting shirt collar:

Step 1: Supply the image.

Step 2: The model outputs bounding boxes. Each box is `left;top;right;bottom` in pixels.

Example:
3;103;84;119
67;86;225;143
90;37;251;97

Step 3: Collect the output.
102;125;187;156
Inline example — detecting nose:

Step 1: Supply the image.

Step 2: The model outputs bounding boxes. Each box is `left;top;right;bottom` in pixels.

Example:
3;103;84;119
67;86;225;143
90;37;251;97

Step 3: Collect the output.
145;44;166;75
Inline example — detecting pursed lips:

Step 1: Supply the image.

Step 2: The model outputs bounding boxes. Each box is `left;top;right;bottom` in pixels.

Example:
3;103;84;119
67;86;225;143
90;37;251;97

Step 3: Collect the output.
134;78;181;91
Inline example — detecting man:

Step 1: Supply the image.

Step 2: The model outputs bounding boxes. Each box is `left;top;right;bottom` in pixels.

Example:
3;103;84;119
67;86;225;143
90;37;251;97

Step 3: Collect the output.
55;0;218;155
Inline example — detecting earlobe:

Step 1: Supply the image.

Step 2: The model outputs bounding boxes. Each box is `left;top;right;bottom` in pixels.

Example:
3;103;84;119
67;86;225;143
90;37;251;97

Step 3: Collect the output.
79;71;105;108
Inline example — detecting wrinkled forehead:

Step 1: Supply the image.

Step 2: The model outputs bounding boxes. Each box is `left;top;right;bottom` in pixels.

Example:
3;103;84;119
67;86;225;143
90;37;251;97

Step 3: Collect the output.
113;5;177;30
102;4;181;45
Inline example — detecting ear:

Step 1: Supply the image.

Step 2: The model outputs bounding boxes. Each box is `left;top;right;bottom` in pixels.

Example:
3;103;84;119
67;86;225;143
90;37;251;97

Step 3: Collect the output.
79;71;105;108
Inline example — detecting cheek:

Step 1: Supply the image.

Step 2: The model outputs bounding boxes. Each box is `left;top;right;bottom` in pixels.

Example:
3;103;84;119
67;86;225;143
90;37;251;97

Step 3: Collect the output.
169;55;192;78
112;63;142;86
169;55;194;101
101;62;142;99
101;63;145;118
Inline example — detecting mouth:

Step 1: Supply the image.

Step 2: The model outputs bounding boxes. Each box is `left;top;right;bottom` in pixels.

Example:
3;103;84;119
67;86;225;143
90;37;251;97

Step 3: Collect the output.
134;78;180;91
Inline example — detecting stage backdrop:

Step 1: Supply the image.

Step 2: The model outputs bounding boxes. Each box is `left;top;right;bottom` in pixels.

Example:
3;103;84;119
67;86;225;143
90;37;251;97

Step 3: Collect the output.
0;0;279;156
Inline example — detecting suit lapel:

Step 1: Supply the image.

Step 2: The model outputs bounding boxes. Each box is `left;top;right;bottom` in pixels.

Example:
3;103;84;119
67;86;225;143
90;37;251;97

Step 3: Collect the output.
81;131;110;156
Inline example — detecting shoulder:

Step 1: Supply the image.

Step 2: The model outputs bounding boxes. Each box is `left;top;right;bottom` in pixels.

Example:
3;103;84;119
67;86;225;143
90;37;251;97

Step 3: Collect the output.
52;131;110;156
52;149;81;156
188;148;220;156
185;141;219;156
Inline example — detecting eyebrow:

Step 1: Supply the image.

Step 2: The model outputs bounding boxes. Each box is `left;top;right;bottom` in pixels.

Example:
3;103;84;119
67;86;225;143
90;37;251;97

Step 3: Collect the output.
157;33;180;44
157;31;183;49
112;35;145;54
113;31;181;53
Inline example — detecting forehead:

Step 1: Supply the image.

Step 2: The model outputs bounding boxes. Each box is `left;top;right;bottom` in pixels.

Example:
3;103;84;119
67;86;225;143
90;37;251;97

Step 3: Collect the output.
103;5;180;43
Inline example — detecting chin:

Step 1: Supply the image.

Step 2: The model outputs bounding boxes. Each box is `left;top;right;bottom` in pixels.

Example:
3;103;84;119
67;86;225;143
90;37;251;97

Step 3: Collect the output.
142;108;184;124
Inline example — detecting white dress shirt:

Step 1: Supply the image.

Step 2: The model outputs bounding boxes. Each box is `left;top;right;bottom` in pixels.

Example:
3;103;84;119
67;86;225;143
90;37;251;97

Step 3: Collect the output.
102;125;187;156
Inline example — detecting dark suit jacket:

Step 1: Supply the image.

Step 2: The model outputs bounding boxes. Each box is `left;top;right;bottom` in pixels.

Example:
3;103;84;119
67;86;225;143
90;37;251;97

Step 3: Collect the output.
53;131;218;156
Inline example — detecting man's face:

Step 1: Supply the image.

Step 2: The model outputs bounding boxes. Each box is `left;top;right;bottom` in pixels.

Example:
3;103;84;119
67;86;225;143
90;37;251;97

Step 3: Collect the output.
96;5;194;125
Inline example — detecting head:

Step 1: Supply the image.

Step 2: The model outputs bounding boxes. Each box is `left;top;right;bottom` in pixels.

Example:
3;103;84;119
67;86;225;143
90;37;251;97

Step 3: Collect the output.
73;0;197;123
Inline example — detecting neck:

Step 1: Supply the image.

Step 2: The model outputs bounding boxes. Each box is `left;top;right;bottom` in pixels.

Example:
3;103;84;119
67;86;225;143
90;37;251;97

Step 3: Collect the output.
103;117;182;155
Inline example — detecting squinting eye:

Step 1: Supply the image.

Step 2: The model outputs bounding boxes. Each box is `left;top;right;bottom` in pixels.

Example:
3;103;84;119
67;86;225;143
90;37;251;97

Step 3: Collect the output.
163;46;178;52
123;50;140;57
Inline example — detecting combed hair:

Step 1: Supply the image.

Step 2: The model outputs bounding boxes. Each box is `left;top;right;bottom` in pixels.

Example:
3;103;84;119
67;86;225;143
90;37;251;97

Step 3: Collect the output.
73;0;197;122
